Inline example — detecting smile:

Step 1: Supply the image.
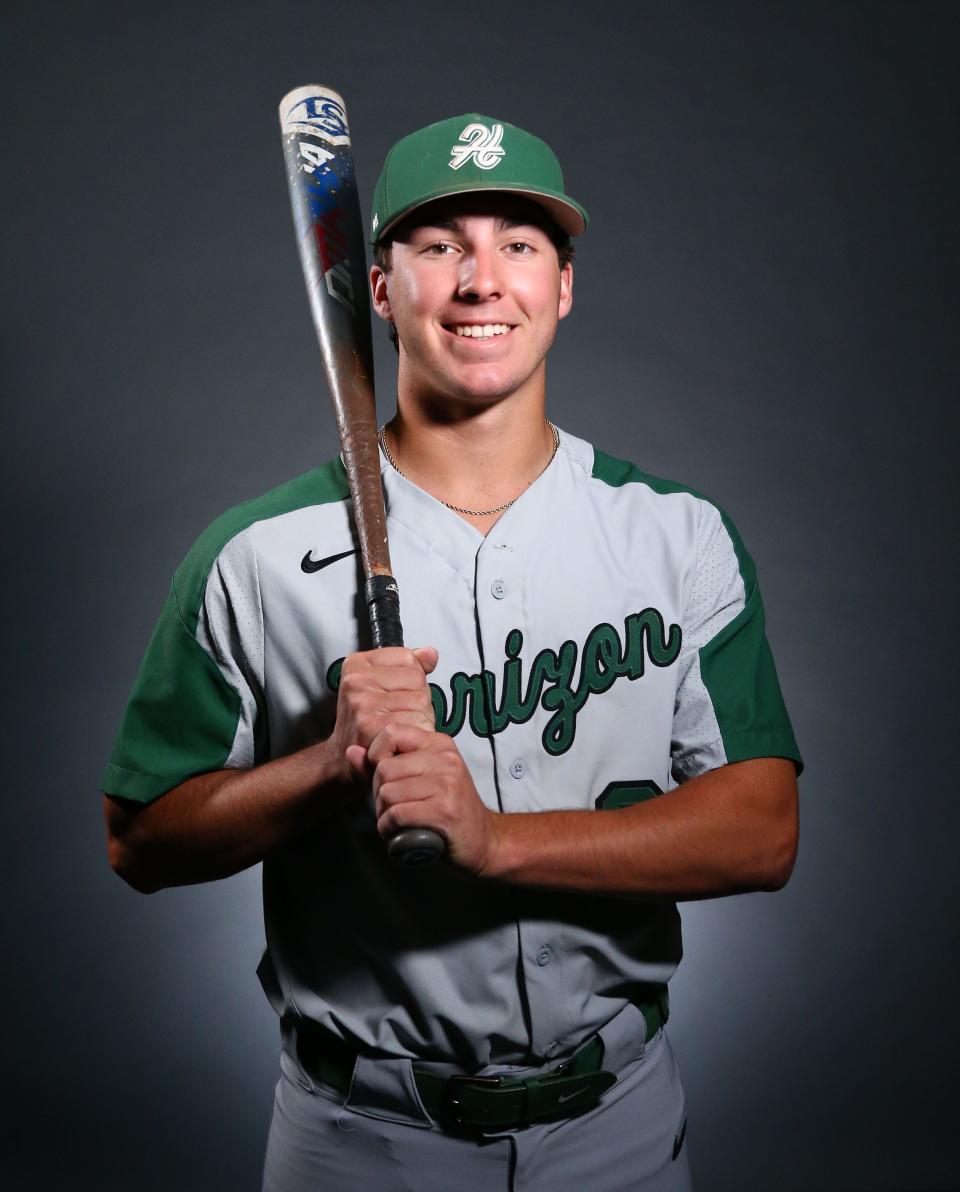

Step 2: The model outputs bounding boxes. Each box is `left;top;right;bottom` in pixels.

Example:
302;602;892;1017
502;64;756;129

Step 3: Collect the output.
446;323;514;338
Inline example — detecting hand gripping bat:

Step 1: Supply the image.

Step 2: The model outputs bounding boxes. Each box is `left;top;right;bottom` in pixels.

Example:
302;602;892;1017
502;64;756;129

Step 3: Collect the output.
279;85;445;866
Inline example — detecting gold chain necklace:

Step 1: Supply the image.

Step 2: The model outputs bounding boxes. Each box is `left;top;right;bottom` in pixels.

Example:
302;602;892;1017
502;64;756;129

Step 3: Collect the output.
379;421;560;518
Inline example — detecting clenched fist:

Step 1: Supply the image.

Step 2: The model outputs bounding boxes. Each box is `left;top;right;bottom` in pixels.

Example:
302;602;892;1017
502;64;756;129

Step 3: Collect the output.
346;724;501;877
328;646;437;783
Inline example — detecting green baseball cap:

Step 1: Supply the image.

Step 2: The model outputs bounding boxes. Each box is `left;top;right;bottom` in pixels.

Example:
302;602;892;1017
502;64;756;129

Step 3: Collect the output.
370;113;588;246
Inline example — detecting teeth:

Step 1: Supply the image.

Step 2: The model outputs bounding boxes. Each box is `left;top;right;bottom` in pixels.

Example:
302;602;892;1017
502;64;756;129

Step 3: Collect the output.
454;324;511;337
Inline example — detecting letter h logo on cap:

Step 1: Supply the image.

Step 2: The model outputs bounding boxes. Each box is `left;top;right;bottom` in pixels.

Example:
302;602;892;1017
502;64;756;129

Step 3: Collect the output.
449;122;506;171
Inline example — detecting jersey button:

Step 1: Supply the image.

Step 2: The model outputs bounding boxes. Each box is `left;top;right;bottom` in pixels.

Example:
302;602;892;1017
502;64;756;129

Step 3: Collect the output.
536;946;553;966
509;758;526;780
491;579;507;599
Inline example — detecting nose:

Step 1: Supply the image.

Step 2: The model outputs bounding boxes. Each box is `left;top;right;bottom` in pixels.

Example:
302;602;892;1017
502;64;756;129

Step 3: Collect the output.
457;242;503;303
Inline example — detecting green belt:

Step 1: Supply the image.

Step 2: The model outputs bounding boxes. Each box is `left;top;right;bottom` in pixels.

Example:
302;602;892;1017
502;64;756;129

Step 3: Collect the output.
294;990;668;1132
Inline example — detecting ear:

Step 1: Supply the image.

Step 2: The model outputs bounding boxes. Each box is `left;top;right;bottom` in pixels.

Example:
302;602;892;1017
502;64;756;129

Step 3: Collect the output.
557;261;573;321
370;265;393;322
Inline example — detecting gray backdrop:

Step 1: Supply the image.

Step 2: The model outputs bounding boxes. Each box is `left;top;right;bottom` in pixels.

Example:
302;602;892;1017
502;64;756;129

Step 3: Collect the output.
3;2;956;1189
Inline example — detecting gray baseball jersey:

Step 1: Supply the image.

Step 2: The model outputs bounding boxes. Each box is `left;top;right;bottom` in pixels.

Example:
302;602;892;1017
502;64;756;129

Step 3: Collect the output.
103;426;802;1068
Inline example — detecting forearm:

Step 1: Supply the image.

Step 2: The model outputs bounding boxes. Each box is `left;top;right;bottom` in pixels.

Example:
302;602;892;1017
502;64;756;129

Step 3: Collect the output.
104;738;351;893
483;758;799;900
106;645;439;893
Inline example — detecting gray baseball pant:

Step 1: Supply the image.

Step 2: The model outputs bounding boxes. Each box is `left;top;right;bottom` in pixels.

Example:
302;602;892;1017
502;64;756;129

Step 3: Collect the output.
261;1001;692;1191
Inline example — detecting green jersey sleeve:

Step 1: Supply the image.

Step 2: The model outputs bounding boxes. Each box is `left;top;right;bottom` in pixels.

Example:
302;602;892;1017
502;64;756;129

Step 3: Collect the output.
671;500;803;781
102;527;263;804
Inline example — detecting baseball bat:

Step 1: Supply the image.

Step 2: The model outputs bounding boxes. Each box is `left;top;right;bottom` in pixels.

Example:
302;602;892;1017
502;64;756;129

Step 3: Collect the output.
279;85;445;866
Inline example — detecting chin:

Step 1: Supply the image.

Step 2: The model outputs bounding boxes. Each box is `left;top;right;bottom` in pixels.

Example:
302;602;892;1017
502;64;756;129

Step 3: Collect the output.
401;342;545;405
452;379;531;405
450;360;543;400
415;366;526;404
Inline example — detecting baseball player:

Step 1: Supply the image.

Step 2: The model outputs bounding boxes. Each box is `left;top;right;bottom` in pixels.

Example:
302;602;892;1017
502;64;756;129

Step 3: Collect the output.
103;113;803;1191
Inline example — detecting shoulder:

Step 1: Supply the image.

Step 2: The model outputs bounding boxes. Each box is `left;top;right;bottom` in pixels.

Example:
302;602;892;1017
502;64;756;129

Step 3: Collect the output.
587;439;713;507
558;429;755;584
557;428;709;499
172;458;350;626
559;427;721;516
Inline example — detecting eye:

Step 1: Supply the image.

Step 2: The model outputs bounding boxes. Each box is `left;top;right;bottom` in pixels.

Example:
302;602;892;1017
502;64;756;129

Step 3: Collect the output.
505;240;534;255
424;241;456;255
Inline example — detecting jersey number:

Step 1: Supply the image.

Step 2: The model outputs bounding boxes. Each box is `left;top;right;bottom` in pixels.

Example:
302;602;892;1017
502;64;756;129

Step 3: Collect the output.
594;780;663;810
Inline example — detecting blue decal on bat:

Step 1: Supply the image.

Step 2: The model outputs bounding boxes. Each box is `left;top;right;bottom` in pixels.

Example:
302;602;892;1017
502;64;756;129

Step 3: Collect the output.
304;157;354;218
306;170;340;219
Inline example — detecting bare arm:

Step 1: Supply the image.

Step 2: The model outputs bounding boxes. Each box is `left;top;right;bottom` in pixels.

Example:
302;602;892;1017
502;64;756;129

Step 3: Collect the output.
105;646;438;893
103;737;349;893
364;727;799;900
484;756;798;898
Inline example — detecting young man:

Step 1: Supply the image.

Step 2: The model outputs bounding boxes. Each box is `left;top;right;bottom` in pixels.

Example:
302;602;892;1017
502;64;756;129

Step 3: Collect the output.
103;113;802;1191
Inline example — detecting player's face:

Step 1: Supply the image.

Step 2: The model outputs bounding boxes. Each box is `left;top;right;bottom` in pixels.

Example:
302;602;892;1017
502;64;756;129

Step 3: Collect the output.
371;195;573;409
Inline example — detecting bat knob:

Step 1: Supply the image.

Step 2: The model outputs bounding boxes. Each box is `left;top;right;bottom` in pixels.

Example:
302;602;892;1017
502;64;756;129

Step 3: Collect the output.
387;827;447;866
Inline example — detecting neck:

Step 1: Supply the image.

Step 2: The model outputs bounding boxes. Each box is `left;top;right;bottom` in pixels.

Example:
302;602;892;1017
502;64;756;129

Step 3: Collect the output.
383;398;557;532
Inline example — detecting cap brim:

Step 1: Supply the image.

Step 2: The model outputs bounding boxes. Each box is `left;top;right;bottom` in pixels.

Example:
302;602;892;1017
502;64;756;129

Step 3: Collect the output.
376;184;588;243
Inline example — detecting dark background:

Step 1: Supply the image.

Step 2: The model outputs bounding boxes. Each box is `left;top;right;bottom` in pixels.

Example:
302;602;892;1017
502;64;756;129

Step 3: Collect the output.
3;2;956;1189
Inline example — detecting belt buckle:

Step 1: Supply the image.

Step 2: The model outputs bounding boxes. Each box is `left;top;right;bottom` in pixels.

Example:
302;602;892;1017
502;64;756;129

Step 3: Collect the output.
441;1073;509;1130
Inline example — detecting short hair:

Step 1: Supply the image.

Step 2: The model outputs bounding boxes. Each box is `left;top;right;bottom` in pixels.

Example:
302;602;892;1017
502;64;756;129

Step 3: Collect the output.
373;212;575;353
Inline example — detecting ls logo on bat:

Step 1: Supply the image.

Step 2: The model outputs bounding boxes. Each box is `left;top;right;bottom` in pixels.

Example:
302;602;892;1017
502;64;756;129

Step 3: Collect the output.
284;93;351;145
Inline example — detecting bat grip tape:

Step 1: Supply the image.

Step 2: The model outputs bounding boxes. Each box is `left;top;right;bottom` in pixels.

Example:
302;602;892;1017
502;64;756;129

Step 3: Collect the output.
364;573;445;865
365;575;403;649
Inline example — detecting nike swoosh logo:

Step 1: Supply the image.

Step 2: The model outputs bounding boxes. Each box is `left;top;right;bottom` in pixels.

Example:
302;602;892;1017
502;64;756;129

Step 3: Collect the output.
301;548;357;574
558;1088;589;1104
